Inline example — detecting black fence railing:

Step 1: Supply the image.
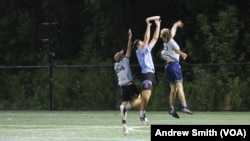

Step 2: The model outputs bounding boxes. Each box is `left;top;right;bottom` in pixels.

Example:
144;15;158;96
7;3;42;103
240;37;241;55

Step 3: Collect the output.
0;63;249;111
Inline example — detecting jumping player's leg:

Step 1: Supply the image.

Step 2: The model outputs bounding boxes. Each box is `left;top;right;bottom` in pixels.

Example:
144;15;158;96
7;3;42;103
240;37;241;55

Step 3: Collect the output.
127;83;142;109
123;94;141;112
120;83;142;135
168;84;179;118
169;84;177;109
176;82;193;114
139;90;151;116
130;95;142;107
120;102;129;136
120;102;129;123
138;79;153;124
120;86;131;127
175;82;186;107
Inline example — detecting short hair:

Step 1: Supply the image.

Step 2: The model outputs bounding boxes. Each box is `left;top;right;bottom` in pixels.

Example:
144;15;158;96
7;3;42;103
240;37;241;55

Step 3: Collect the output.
133;39;139;50
160;28;171;42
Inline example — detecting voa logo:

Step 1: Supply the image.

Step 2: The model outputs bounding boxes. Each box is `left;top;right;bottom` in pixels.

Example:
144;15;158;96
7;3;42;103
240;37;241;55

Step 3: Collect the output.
221;129;245;137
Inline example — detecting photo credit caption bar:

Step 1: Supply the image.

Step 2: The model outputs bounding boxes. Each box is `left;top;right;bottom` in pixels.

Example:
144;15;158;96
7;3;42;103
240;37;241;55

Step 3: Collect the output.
151;125;249;140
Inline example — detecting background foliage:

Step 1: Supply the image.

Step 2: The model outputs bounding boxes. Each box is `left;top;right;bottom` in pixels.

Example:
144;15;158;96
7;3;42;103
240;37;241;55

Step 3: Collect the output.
0;0;249;111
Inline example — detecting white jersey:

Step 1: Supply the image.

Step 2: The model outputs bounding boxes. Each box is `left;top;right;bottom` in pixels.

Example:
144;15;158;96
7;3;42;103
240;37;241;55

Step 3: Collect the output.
161;38;180;61
114;57;133;86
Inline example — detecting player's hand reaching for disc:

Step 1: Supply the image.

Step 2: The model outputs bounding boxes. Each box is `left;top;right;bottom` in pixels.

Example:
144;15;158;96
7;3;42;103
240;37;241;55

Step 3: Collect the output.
154;19;161;26
146;18;152;26
128;29;132;38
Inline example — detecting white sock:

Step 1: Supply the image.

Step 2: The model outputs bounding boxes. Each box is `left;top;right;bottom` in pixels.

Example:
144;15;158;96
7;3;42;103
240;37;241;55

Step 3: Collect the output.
139;111;144;117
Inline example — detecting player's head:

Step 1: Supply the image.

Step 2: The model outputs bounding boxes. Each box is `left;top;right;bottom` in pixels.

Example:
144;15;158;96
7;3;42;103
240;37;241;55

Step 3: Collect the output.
133;39;143;50
160;28;171;42
114;50;124;62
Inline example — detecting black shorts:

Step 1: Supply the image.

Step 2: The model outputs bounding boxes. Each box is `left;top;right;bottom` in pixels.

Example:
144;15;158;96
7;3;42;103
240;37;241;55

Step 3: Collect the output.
141;72;155;90
121;83;140;101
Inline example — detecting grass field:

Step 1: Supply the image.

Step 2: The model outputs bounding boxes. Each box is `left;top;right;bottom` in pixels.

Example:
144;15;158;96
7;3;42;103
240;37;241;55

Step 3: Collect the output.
0;110;249;141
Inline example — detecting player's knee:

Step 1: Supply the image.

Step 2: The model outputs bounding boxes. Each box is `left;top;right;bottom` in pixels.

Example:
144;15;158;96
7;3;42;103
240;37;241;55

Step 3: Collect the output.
125;103;131;110
142;80;153;90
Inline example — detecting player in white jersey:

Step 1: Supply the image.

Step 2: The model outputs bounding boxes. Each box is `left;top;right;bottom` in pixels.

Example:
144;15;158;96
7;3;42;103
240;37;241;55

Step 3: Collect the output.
114;29;142;136
160;20;193;119
133;17;161;124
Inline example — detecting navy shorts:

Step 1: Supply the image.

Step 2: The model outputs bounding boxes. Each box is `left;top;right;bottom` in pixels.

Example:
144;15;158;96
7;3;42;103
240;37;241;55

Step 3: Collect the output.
164;61;183;84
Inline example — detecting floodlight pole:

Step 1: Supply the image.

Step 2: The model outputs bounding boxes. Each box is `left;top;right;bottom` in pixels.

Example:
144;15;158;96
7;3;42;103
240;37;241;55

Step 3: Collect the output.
37;0;58;111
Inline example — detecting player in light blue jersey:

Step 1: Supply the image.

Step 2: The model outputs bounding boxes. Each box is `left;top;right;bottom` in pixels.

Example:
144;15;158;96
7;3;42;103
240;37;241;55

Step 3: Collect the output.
160;20;193;119
114;29;142;136
133;17;161;124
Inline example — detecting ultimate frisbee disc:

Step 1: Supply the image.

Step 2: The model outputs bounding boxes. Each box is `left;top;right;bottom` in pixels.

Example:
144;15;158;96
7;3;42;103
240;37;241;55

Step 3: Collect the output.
147;16;160;21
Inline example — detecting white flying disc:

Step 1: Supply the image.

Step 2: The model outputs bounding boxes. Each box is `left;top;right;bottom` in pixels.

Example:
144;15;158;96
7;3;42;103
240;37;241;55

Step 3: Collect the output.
147;16;160;21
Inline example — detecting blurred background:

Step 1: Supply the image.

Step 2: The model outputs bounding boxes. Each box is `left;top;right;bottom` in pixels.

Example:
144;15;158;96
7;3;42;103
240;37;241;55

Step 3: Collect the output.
0;0;249;111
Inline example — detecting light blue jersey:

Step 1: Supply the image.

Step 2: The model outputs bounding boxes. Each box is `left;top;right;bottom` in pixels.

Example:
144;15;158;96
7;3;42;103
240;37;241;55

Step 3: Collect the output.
114;57;133;86
136;44;155;73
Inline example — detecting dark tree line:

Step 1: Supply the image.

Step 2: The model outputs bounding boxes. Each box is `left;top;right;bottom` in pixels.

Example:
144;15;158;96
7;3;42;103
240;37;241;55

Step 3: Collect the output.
0;0;249;110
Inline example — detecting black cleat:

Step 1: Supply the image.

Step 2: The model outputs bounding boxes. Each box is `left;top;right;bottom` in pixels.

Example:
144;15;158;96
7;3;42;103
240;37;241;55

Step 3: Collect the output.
138;116;148;125
169;109;180;119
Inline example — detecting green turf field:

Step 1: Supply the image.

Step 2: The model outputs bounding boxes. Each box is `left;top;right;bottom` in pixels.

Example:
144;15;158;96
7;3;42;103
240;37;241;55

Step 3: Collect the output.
0;110;249;141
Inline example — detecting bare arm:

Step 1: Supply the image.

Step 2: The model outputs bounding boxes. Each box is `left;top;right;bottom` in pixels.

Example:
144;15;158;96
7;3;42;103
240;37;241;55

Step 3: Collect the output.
173;47;187;60
171;20;184;38
125;29;132;57
149;19;161;48
142;18;151;48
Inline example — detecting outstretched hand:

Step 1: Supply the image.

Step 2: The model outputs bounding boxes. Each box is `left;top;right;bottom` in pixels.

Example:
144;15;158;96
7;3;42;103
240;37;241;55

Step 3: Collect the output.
146;18;152;26
154;19;161;26
181;53;187;60
176;20;184;28
128;29;132;38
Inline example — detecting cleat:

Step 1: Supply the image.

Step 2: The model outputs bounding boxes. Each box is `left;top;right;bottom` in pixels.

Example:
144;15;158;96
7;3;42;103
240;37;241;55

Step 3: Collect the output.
169;109;180;119
144;113;149;122
182;107;193;114
122;124;129;136
138;116;148;125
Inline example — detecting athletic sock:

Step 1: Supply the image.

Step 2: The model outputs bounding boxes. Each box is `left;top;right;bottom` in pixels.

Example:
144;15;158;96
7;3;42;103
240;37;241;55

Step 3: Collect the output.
170;104;175;110
122;120;126;124
139;111;144;117
181;102;187;108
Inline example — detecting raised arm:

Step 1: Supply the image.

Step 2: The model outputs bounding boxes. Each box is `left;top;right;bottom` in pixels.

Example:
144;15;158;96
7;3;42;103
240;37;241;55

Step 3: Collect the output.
125;29;132;58
149;19;161;48
171;20;183;38
141;18;152;48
